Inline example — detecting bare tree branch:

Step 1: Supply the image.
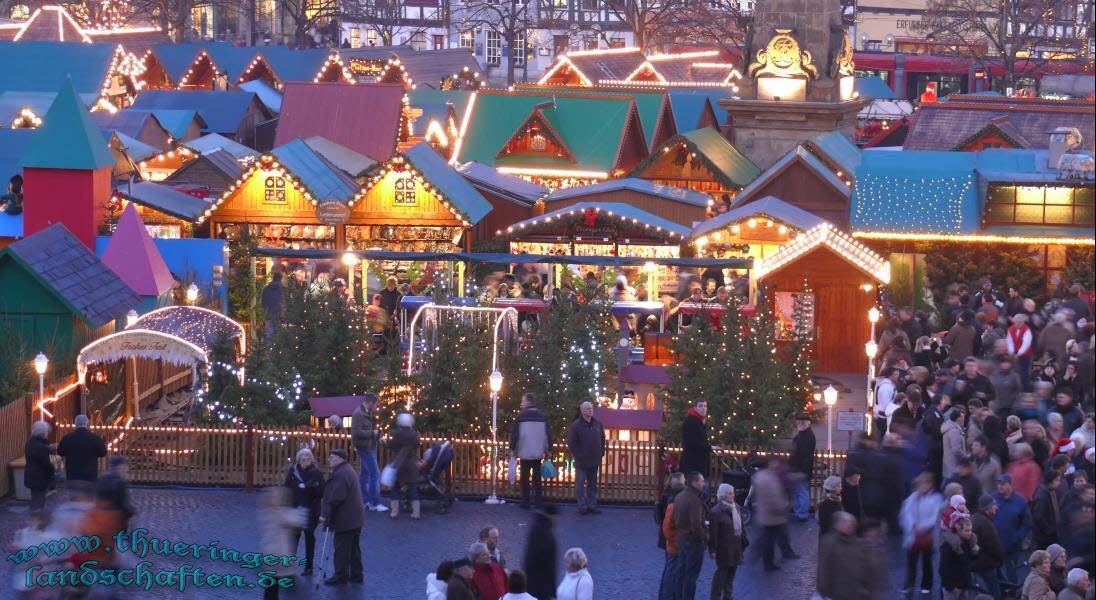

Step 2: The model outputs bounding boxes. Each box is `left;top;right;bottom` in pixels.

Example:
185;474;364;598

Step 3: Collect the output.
454;0;537;85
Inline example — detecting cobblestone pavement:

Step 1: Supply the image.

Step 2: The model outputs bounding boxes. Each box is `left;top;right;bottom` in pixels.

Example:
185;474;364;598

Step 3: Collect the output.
1;487;903;599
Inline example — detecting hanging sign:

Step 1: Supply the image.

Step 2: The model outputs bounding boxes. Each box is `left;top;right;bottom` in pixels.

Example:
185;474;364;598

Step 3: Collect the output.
316;200;350;225
348;59;385;76
78;330;206;369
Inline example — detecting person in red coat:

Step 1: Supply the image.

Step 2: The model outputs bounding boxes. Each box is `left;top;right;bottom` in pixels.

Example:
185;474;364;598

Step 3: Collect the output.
1007;442;1042;500
470;542;507;600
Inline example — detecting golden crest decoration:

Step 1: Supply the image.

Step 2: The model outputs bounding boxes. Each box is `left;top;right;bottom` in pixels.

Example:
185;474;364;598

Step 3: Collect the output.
748;28;819;80
835;33;855;77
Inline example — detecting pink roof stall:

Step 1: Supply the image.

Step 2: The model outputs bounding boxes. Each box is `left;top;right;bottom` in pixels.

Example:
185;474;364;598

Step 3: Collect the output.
101;203;175;297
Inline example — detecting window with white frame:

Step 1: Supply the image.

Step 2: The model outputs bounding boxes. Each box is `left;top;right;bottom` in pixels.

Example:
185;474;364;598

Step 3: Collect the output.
410;31;427;50
514;30;527;67
349;27;361;48
486;30;502;65
460;29;475;49
366;29;378;46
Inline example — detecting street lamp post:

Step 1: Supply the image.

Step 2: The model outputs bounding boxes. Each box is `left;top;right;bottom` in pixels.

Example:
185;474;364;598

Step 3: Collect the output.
865;340;878;436
486;369;505;505
125;309;139;328
823;385;837;455
34;352;48;420
341;251;359;302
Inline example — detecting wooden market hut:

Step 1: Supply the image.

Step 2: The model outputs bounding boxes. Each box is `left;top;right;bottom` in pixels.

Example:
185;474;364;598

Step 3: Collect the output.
239;48;354;90
630;127;761;212
754;222;890;372
374;49;484;90
689;195;826;263
302;136;378;178
0;224;139;362
456;161;544;241
200;139;358;250
76;306;245;424
593;406;662;443
452;90;649;189
307;396;365;429
538;48;739;89
728;145;853;229
111;181;211;238
502;201;688;259
164;148;245;198
90;110;172;152
174;45;256;90
539;178;709;227
128;91;272;148
0;41;141;109
514;85;678;152
348;142;492;252
100;204;176;313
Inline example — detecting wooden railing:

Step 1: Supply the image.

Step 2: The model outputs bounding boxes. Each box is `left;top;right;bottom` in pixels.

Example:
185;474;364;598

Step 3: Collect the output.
53;424;847;505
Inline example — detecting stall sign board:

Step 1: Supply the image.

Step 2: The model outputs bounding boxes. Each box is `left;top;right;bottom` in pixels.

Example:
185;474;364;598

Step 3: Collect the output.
316;201;351;225
837;411;865;432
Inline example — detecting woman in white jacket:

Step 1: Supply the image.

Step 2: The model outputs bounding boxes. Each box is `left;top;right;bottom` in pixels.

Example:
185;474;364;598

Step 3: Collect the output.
899;472;945;598
556;547;593;600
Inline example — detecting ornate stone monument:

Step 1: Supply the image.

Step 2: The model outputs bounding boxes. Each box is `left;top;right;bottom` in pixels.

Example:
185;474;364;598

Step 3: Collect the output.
720;0;867;169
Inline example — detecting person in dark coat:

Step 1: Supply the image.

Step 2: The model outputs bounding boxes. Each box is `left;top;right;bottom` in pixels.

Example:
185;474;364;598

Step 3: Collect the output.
24;420;54;514
1030;469;1063;549
56;414;106;483
680;400;713;480
841;466;864;520
708;483;745;600
655;472;685;550
260;271;284;337
523;506;559;600
817;476;844;538
446;559;479;600
377;276;402;329
816;512;868;600
939;515;980;598
320;448;364;586
862;434;903;527
388;412;422;519
567;401;605;515
284;447;325;576
789;413;816;521
971;494;1005;598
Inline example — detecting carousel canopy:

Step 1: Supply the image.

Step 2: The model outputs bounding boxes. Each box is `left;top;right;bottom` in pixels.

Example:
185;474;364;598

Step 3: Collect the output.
77;305;244;373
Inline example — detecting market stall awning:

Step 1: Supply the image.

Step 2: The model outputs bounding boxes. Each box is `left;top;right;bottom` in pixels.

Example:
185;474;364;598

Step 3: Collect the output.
253;247;753;269
858;99;914;120
77;306;245;378
690;195;826;241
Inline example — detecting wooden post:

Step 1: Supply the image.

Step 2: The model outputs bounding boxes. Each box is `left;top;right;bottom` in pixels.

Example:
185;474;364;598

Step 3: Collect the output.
244;425;255;491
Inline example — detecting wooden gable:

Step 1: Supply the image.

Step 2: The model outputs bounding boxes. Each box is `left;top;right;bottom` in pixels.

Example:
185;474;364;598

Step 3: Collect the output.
615;105;649;174
634;145;727;192
237;55;279;88
350;169;464;226
140;52;173;90
628;63;662;82
499;110;575;163
540;59;588;86
180;52;220;90
378;61;414;89
737;157;849;229
957;128;1027;152
210;166;319;224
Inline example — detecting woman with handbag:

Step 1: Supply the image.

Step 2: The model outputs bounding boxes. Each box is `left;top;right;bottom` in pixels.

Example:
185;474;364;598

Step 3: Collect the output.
556;547;593;600
387;412;422;519
708;483;746;600
284;447;325;575
899;472;945;597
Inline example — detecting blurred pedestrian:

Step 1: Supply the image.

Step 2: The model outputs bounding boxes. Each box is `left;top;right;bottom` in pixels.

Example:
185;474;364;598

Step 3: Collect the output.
674;472;708;597
942;408;968;481
351;393;386;512
842;466;864;520
789;413;815;521
447;559;477;600
511;393;551;509
971;436;1002;497
261;271;284;337
427;560;452;600
817;475;843;537
659;474;683;600
568;401;605;515
680;400;713;481
470;542;507;600
258;487;306;599
1021;550;1057;600
56;415;106;483
992;473;1034;590
753;456;800;572
708;483;745;600
96;456;135;530
24;420;54;514
284;447;324;576
388;412;421;519
524;506;559;600
1030;469;1062;549
319;448;364;586
556;548;592;600
900;472;945;597
502;569;537;600
816;511;868;600
970;494;1004;598
1007;442;1042;500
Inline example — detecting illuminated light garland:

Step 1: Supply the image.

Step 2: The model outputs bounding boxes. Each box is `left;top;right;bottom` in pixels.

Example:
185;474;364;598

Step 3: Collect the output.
309;52;355;84
755;222;890;283
624;61;667;83
851;231;1096;246
536;57;594;86
496;166;609;179
197;155;319;225
351;154;472;226
648;50;721;61
596;79;735;89
180;50;225;89
448;91;478;165
423;119;450;147
11;107;43;129
503;205;684;239
13;6;93;43
852;173;975;234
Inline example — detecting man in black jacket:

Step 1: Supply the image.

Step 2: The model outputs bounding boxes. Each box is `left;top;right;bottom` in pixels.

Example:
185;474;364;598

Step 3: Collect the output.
789;414;815;521
57;415;107;482
24;420;54;514
567;401;605;515
680;399;713;479
320;449;364;585
972;494;1005;599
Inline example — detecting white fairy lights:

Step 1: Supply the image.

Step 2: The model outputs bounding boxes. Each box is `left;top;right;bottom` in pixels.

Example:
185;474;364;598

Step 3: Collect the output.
754;222;890;283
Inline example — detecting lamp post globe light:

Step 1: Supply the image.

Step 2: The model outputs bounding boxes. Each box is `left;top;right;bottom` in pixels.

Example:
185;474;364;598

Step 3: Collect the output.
34;352;47;420
186;283;199;305
823;384;838;454
126;309;139;328
486;370;505;505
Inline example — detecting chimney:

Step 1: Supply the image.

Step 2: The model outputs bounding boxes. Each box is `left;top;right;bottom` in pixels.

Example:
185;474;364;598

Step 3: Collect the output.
1047;126;1080;169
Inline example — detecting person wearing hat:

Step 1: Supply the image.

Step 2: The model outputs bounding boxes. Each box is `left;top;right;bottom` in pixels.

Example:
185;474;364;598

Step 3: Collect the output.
841;465;864;520
816;475;843;537
1046;543;1069;593
1022;549;1058;600
320;448;364;585
992;473;1033;589
970;494;1004;598
788;413;816;522
446;558;478;600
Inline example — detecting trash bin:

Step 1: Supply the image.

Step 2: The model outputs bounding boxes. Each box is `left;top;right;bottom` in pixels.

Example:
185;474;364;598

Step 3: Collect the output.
9;457;29;501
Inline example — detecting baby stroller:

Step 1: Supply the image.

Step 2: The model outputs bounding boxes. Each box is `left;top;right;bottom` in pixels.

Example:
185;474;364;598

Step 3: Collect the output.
416;440;455;514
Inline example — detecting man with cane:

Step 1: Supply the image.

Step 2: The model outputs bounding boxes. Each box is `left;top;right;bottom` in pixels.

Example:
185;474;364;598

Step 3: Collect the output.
319;449;364;586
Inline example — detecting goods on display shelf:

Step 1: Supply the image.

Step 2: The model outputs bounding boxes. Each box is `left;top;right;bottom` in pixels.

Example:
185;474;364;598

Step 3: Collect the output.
217;223;336;249
346;225;462;253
